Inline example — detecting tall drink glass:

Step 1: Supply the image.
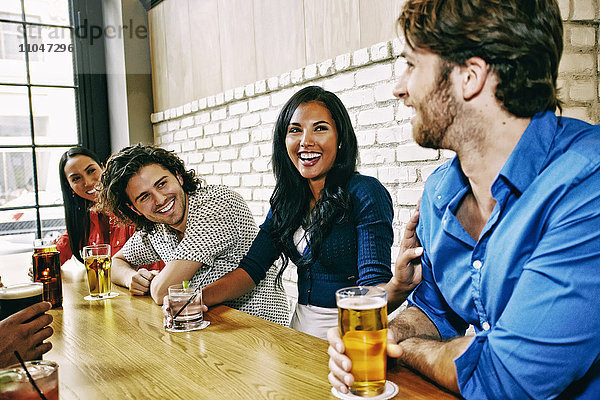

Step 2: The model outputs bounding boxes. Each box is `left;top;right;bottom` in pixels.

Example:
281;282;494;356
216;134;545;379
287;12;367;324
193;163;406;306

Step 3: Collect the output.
0;283;43;320
336;286;388;397
82;244;112;298
32;239;62;308
0;361;59;400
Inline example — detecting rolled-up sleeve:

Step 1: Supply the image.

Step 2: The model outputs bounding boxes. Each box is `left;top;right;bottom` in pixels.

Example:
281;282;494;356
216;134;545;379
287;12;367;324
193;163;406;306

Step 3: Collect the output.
407;248;469;340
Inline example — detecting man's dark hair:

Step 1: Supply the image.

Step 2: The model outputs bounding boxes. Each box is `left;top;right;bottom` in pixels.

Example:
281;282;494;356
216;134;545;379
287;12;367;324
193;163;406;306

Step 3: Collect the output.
398;0;563;117
98;144;201;232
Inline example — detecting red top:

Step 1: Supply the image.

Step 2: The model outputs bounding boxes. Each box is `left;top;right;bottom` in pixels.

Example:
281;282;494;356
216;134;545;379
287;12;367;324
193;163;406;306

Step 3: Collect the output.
55;210;164;271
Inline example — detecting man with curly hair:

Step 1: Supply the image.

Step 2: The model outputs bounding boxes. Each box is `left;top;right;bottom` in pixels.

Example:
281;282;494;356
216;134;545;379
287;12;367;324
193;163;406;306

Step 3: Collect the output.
328;0;600;398
98;144;289;326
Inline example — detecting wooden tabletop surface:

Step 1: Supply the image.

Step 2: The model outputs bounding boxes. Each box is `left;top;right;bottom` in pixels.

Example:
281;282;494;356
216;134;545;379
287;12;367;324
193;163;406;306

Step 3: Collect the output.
2;260;458;399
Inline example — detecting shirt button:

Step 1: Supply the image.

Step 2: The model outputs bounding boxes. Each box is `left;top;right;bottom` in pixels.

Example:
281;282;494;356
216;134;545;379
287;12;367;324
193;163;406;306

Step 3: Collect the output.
482;322;490;331
473;260;482;269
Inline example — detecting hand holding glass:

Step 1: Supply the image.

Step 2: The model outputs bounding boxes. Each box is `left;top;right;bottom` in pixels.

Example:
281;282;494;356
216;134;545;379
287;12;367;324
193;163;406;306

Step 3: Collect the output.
336;286;388;397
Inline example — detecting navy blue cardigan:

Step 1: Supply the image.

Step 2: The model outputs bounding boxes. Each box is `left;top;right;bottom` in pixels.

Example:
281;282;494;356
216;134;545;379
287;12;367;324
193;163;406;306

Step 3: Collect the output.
239;174;394;308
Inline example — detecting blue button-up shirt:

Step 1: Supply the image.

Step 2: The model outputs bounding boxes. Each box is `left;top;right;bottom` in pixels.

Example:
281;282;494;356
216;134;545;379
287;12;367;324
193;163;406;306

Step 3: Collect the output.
408;111;600;399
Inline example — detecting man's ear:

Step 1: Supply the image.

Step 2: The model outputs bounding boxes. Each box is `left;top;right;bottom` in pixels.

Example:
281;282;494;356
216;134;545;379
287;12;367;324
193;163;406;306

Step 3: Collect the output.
176;173;183;186
461;57;488;101
127;203;142;216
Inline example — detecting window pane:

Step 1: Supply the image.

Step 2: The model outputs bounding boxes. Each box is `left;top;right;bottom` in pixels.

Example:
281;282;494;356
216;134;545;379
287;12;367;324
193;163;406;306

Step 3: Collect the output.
0;85;32;145
28;26;74;85
0;208;36;254
0;2;23;22
35;147;67;206
0;21;27;83
31;87;77;145
24;0;70;27
40;205;65;240
0;148;34;207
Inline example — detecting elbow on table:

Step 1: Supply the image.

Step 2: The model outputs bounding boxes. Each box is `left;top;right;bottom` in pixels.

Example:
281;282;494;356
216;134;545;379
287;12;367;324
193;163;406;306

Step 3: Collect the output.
150;281;168;305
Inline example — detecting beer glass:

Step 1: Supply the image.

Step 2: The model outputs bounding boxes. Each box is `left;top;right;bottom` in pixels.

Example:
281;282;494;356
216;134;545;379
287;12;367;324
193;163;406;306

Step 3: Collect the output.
0;361;58;400
168;284;204;331
336;286;388;397
32;238;62;308
82;244;112;299
0;282;43;320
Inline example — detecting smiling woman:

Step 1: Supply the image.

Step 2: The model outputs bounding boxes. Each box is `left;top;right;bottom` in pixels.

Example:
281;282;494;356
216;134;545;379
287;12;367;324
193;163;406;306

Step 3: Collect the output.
198;86;397;340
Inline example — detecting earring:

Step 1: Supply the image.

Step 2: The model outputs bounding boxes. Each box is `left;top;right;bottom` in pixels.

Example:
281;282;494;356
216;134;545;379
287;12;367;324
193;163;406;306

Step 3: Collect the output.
338;144;342;149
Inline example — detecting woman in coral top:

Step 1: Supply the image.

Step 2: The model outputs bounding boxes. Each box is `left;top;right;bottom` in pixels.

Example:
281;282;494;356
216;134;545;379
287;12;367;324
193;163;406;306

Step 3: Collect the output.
56;147;163;292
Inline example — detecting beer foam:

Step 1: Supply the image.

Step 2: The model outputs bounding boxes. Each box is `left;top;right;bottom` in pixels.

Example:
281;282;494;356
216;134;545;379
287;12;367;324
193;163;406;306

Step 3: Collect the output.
337;296;386;310
0;283;43;300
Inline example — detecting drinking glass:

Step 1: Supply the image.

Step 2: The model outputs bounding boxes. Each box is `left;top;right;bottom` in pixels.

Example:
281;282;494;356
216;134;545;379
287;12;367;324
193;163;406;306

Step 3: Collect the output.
0;282;43;320
32;238;62;308
336;286;388;397
82;244;113;299
168;283;204;331
0;360;59;400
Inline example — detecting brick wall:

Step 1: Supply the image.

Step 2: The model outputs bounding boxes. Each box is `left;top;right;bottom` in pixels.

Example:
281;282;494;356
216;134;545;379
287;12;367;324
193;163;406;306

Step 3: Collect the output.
150;1;598;309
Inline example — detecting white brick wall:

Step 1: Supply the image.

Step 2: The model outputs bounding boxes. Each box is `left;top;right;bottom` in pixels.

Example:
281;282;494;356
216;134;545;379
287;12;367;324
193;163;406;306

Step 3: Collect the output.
151;2;599;304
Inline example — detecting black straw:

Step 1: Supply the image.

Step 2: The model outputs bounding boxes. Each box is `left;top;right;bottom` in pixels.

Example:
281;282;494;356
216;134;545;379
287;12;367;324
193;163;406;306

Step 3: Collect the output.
171;291;198;320
13;351;48;400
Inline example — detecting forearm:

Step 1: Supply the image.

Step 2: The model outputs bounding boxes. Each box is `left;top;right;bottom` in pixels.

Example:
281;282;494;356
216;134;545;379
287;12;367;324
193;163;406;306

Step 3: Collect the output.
111;254;138;289
382;280;413;313
389;306;441;343
399;336;472;394
149;259;203;305
202;268;256;307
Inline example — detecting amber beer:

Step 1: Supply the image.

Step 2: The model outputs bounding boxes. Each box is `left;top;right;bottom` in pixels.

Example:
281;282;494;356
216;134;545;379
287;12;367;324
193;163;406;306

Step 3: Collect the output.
336;286;388;397
32;240;62;308
0;283;44;320
82;244;112;297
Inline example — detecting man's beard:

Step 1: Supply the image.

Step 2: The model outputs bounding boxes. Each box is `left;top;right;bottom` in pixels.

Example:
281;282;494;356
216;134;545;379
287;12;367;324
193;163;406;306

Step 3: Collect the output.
412;64;460;150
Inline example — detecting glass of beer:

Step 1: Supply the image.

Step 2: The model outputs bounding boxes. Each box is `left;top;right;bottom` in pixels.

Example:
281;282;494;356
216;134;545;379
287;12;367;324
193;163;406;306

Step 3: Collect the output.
82;244;112;299
336;286;388;397
0;360;59;400
32;238;62;308
0;282;44;320
167;283;204;331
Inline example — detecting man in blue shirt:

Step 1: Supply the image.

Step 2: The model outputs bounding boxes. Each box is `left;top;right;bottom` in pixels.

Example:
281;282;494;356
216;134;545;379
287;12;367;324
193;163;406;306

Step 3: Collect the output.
328;0;600;398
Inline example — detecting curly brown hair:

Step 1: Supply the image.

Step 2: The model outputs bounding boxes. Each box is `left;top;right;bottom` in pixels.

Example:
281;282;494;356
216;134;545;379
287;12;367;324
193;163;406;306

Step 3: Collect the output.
97;144;201;232
398;0;563;118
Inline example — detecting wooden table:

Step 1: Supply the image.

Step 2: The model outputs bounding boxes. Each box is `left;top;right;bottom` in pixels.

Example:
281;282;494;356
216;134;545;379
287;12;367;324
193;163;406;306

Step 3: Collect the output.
3;261;457;399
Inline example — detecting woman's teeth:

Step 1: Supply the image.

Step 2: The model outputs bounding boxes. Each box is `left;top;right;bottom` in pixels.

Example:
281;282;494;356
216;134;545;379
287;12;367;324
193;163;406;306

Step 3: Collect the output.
299;152;321;161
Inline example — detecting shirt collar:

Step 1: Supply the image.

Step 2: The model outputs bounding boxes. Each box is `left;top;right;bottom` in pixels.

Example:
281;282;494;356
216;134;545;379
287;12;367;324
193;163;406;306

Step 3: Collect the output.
432;156;469;210
496;111;557;195
431;111;558;209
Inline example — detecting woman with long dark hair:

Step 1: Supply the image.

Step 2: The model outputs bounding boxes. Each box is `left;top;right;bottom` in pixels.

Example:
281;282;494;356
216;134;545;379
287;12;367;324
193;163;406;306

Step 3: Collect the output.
56;147;163;289
186;86;420;339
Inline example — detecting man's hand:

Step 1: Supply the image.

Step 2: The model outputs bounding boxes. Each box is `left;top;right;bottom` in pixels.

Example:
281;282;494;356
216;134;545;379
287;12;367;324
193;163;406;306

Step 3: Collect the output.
385;202;423;310
327;327;353;394
128;268;159;296
0;302;53;367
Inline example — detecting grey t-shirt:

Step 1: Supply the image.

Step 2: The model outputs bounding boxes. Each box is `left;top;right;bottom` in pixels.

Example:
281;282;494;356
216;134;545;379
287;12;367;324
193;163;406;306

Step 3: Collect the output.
122;185;289;326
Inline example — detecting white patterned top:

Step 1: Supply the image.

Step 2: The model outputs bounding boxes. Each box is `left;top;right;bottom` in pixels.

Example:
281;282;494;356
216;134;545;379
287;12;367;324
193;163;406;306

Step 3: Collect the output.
121;185;289;326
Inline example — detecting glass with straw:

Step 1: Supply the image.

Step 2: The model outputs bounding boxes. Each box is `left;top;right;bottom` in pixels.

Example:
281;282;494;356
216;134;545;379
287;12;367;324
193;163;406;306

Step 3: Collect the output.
0;353;58;400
